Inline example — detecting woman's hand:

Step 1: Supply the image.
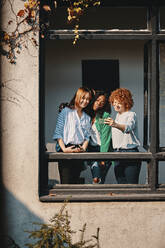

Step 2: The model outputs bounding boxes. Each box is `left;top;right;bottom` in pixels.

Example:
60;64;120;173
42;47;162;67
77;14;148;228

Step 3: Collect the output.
104;118;126;132
63;146;82;153
104;117;116;127
78;145;86;152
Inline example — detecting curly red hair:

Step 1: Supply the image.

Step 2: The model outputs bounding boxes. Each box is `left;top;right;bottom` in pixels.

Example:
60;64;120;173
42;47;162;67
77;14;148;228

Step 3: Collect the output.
109;88;134;111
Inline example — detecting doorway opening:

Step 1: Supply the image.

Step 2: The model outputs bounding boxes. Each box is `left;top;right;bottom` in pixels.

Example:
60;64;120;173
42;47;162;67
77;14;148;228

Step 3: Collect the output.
82;59;119;93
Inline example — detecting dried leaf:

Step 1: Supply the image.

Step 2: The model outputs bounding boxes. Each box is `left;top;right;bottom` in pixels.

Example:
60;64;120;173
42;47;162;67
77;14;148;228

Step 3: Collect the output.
109;192;115;196
17;9;25;17
29;1;37;9
24;2;29;8
49;193;57;196
30;10;36;18
4;33;10;41
43;5;51;12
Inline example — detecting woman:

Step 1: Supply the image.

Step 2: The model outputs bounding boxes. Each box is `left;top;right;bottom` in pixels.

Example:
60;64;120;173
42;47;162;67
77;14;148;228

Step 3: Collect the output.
104;88;141;184
87;90;112;184
53;87;92;184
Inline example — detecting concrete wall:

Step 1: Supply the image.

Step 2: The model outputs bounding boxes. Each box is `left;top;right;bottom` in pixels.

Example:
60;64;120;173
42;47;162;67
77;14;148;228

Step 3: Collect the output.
1;2;165;248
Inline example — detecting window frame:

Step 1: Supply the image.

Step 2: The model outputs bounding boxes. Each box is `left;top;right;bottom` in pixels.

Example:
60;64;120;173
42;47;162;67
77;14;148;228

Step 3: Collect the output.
159;41;165;151
39;0;165;202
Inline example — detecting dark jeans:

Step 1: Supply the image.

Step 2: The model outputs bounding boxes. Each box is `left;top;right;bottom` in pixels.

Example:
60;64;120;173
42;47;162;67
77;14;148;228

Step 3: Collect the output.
114;148;141;184
87;143;111;184
58;144;84;184
58;160;84;184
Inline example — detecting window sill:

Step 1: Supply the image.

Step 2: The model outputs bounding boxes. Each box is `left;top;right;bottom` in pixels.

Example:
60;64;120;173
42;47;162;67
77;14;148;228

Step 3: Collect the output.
40;192;165;202
39;185;165;202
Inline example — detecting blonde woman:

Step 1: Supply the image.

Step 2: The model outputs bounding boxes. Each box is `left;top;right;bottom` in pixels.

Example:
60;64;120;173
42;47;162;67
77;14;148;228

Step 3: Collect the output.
53;87;92;184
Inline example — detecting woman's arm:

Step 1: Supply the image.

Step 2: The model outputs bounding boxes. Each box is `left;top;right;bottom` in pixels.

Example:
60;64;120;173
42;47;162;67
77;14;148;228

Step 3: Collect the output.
104;118;126;132
104;112;136;133
53;109;65;140
81;140;89;152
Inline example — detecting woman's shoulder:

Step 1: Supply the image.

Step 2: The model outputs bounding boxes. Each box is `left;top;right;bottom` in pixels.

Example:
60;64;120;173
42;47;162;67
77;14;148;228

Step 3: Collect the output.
59;106;71;115
83;111;91;120
126;111;137;118
128;110;136;115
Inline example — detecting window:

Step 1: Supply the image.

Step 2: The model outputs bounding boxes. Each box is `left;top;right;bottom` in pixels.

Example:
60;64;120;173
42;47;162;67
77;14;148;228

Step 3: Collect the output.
49;6;148;30
82;59;119;92
159;42;165;148
39;1;165;202
159;7;165;31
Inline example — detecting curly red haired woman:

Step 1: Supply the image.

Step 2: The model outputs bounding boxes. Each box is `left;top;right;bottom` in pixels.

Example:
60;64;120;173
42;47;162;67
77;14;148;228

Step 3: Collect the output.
104;88;141;184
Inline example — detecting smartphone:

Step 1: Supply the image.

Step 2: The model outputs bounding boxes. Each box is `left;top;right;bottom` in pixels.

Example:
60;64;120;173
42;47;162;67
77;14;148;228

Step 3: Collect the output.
73;144;81;148
99;118;105;124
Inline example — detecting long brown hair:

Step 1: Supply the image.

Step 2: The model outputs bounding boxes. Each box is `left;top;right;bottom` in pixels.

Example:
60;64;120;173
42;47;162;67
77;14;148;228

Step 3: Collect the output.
58;87;92;112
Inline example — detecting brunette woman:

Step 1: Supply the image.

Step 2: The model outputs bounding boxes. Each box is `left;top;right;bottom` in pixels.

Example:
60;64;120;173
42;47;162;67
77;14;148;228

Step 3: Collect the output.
87;90;112;184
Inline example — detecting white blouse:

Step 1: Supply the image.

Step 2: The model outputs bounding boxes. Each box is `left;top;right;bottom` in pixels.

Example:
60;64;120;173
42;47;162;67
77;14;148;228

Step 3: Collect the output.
90;122;101;146
112;111;140;149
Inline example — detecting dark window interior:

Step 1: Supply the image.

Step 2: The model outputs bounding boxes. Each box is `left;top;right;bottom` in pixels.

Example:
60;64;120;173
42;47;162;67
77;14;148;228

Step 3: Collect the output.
49;7;147;30
82;59;119;93
160;7;165;30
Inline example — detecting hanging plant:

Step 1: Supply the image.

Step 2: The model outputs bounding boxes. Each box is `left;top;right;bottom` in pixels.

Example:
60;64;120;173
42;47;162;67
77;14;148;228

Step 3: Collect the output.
0;0;100;64
67;0;100;44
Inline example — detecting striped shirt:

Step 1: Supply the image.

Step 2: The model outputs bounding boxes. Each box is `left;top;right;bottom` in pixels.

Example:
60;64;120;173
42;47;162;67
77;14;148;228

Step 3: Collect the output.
53;107;91;148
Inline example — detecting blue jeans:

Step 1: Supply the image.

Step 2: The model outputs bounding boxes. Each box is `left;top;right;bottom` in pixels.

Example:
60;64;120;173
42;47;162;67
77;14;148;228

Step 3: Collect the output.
114;148;141;184
87;144;111;184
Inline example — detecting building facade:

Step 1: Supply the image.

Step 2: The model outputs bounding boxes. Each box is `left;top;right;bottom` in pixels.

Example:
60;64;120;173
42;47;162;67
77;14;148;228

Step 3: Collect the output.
1;0;165;247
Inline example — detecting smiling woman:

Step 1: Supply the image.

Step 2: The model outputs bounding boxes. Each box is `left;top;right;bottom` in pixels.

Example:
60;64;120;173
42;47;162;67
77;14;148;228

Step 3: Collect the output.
104;88;141;184
52;87;92;184
40;1;165;202
86;90;112;184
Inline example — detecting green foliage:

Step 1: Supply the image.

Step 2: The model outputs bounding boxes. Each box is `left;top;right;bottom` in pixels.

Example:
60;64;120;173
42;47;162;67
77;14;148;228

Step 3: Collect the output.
25;202;100;248
2;201;100;247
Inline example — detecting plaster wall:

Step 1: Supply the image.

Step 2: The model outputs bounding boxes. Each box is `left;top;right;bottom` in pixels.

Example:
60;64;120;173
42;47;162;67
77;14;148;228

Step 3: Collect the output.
2;2;165;248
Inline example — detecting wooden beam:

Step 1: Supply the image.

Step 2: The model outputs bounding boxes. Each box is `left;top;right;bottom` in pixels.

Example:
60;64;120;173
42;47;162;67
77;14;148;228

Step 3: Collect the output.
46;152;153;161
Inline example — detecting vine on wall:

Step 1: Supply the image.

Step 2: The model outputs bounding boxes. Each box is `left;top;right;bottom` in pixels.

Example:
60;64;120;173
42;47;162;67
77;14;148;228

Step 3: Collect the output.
0;0;100;64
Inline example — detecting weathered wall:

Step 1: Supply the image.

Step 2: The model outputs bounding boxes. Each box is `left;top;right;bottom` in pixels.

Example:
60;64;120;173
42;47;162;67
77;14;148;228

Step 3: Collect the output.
1;2;165;248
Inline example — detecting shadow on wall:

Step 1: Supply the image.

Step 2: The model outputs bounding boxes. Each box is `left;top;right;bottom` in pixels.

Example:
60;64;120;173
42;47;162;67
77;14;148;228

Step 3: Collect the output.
0;64;8;246
0;187;43;247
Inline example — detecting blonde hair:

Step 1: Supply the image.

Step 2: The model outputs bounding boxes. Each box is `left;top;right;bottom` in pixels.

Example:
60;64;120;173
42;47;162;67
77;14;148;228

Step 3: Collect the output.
70;87;92;109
